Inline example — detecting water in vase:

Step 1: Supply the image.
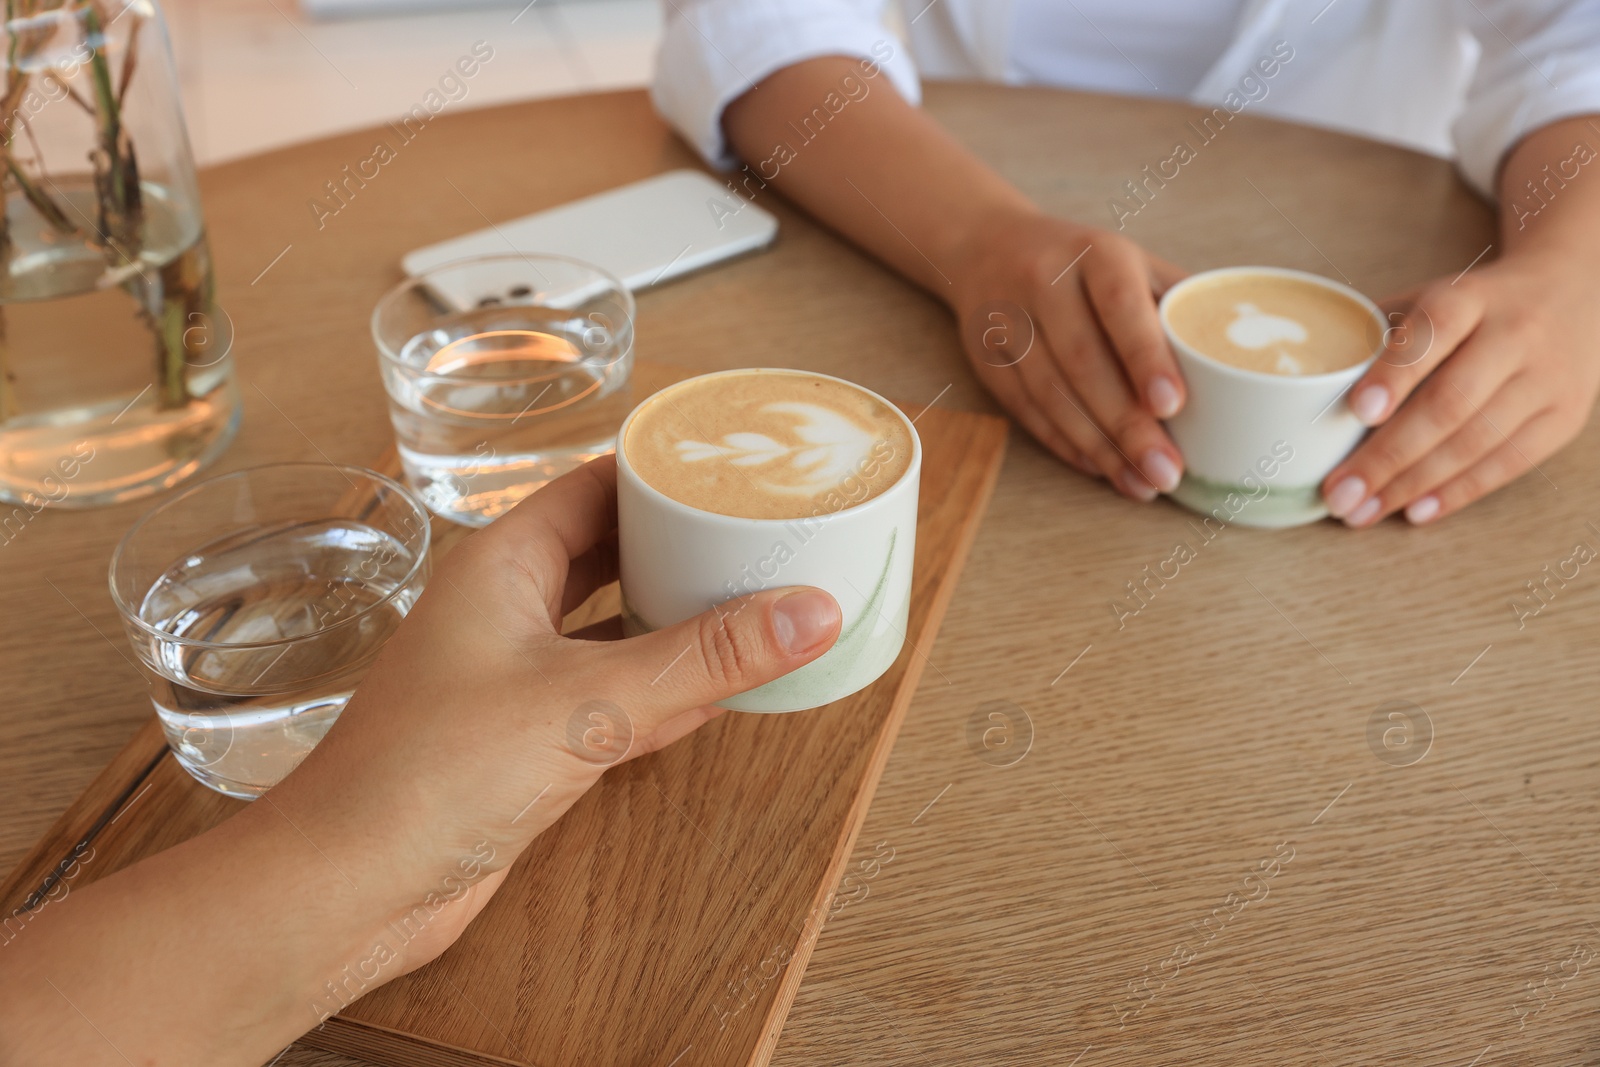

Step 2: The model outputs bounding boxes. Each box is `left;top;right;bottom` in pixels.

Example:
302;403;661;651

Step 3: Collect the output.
0;179;239;513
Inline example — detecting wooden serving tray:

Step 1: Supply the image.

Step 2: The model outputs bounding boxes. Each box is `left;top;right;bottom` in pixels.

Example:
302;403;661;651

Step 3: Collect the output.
0;385;1007;1067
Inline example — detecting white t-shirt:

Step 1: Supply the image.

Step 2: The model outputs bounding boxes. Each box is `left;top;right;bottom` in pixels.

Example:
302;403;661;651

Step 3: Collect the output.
651;0;1600;198
1010;0;1245;97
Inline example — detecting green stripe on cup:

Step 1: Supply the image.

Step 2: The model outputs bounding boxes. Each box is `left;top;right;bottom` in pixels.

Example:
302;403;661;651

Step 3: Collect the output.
1170;473;1328;529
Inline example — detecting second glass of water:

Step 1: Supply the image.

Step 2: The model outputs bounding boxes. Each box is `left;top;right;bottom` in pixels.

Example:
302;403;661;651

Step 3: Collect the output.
109;463;431;799
373;253;636;526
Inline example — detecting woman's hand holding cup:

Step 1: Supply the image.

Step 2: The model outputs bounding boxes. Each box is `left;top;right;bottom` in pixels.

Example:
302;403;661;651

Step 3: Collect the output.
949;209;1190;500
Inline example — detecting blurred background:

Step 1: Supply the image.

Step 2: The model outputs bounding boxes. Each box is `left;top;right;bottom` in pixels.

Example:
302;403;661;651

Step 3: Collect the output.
164;0;662;164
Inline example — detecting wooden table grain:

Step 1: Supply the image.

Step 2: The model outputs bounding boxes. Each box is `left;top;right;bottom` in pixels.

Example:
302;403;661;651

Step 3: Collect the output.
5;84;1595;1067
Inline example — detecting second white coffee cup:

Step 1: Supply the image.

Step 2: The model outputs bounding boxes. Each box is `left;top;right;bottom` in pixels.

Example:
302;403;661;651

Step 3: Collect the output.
1159;266;1386;529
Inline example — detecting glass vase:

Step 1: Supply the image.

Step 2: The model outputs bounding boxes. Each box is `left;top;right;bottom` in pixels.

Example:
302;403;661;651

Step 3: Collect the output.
0;0;238;512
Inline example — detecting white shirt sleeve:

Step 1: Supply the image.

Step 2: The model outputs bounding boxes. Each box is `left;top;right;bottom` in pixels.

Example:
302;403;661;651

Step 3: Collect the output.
1452;0;1600;198
651;0;922;170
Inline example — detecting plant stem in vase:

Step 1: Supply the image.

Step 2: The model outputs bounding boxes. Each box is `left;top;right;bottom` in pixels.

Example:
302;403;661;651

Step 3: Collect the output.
0;0;238;510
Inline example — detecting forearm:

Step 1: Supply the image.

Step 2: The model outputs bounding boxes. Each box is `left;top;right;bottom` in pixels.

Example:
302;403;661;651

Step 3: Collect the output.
0;799;399;1065
722;55;1035;300
1498;113;1600;266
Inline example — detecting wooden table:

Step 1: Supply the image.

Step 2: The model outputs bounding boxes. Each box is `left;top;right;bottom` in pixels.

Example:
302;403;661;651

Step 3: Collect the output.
5;85;1596;1066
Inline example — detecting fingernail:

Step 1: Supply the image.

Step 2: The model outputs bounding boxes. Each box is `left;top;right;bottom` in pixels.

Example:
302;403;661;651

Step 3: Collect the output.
1351;385;1389;426
1405;495;1440;525
1148;376;1181;418
771;590;840;654
1117;469;1158;503
1345;497;1382;528
1324;476;1367;519
1141;450;1181;493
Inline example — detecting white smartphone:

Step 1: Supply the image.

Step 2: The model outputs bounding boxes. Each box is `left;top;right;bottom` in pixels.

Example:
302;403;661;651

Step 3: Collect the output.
401;169;778;311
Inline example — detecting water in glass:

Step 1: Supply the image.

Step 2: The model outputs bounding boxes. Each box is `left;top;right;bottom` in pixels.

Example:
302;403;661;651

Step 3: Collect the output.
131;518;422;798
385;304;633;526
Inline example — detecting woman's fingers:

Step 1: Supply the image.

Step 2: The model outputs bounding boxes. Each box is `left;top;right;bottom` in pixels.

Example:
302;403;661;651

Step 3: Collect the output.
1404;409;1569;524
1015;353;1148;495
1346;281;1484;426
1324;327;1519;521
1036;287;1182;497
978;359;1104;476
976;359;1080;464
1008;388;1103;475
1053;345;1182;496
1341;375;1546;527
1080;241;1187;418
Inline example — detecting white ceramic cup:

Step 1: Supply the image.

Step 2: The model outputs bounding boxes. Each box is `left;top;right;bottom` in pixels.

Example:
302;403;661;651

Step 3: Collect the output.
616;368;921;712
1158;266;1386;529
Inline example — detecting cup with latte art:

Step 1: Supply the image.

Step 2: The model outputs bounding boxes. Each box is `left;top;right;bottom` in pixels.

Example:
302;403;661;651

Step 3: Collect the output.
1159;267;1386;529
617;368;920;712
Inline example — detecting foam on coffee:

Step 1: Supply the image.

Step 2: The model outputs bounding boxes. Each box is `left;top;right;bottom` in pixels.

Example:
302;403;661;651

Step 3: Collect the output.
1165;272;1380;376
622;370;914;520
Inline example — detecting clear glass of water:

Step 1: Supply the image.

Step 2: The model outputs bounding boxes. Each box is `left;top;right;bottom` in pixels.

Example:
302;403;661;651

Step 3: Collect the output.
108;463;431;799
372;253;636;526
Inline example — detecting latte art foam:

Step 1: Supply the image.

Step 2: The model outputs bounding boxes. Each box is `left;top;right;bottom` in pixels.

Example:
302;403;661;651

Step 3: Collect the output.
1165;273;1380;376
622;370;914;520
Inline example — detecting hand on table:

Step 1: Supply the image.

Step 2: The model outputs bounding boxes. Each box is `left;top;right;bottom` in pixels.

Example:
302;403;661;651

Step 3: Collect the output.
0;455;843;1066
951;209;1190;501
1320;249;1600;528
